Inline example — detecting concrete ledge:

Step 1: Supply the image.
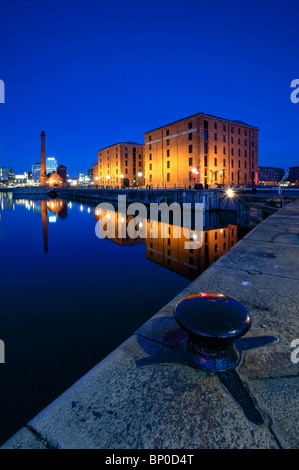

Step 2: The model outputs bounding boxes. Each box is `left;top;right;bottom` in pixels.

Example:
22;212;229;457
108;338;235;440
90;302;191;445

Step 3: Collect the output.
2;201;299;449
1;427;48;449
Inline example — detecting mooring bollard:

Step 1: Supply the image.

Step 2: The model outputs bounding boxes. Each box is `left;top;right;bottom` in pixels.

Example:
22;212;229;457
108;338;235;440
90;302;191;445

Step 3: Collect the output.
174;293;251;371
136;293;279;425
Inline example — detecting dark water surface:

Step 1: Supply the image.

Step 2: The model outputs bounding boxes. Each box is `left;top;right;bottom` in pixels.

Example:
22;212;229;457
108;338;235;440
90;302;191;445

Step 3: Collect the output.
0;194;242;444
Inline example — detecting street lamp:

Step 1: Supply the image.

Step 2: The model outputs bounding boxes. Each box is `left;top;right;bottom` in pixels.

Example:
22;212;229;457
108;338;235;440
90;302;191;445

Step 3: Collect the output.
120;173;124;189
220;170;224;186
192;167;199;188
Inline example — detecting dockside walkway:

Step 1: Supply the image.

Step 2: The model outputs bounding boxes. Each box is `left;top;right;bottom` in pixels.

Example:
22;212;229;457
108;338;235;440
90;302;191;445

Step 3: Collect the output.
2;201;299;449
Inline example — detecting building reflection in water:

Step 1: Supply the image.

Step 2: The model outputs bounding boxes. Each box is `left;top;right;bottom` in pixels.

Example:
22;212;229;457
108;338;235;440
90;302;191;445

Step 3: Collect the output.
1;197;237;275
146;220;237;279
94;207;238;280
47;199;68;220
5;199;69;253
41;200;48;253
0;192;14;211
94;207;143;245
1;197;69;253
40;200;68;253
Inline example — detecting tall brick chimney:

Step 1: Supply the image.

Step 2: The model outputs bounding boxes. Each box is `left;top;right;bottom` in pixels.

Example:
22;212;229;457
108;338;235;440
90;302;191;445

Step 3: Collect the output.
40;130;47;187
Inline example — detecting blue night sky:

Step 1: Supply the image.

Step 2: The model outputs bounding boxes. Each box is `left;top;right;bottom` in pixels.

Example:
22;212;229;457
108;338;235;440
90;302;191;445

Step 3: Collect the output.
0;0;298;176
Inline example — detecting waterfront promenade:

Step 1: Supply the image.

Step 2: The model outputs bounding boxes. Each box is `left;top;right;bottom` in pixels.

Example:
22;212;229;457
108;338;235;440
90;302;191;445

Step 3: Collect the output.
1;200;299;449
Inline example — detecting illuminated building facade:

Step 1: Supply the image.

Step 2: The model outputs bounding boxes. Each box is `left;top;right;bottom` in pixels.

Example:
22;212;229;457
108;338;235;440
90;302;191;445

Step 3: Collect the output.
46;172;64;188
32;163;40;181
144;112;259;189
47;157;58;173
288;166;299;184
93;163;98;185
32;158;58;181
0;168;14;183
0;167;14;183
258;166;285;185
98;142;144;188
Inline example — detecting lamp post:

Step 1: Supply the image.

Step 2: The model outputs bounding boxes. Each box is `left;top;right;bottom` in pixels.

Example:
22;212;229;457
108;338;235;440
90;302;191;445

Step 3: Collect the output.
120;173;124;189
220;170;224;186
106;174;110;188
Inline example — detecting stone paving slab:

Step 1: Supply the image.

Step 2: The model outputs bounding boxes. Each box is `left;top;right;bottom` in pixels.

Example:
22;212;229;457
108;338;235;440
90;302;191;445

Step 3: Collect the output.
1;427;47;449
137;265;299;379
214;238;299;280
2;336;279;449
246;376;299;449
244;222;299;244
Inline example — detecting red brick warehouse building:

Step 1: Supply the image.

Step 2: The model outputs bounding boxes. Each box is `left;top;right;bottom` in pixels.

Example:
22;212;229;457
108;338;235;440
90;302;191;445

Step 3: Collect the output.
97;142;144;188
144;112;259;189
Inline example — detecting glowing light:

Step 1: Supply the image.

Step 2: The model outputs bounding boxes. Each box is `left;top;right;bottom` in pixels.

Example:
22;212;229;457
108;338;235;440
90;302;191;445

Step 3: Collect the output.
80;205;83;212
106;175;110;180
138;171;142;177
120;174;124;179
227;188;234;198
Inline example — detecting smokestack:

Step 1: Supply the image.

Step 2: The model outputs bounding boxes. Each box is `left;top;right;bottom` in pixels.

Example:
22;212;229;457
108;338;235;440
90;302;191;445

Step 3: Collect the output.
40;130;47;187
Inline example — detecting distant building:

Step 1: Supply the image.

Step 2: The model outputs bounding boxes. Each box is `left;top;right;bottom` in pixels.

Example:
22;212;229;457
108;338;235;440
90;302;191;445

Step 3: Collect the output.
144;112;258;188
46;172;64;188
258;166;285;185
32;163;41;181
78;173;91;184
88;168;93;180
14;171;32;185
14;174;27;185
0;167;14;183
25;171;32;181
47;157;58;174
288;166;299;184
57;164;67;183
32;157;58;181
98;142;144;188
